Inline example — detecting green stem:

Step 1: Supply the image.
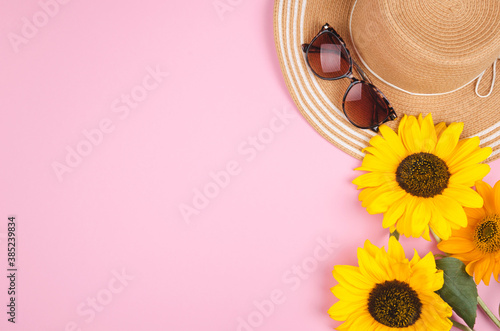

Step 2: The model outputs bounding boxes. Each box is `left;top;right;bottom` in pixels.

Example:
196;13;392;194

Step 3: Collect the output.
389;229;400;241
451;318;474;331
430;228;442;243
478;296;500;329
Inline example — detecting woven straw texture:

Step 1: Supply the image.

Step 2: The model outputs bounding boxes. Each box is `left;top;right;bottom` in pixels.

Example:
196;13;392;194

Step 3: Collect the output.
274;0;500;162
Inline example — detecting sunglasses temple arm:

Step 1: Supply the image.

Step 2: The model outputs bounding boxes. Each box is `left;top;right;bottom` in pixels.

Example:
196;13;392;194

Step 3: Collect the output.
353;61;372;84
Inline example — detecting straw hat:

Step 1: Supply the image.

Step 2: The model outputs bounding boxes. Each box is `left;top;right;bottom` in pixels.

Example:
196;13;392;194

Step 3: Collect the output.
274;0;500;161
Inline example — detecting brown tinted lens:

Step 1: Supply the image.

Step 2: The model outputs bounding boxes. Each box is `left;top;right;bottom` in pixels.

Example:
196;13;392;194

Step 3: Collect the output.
344;82;390;128
307;32;350;78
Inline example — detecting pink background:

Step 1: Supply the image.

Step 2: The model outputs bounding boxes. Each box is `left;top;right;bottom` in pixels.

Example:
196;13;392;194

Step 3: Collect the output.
1;1;499;330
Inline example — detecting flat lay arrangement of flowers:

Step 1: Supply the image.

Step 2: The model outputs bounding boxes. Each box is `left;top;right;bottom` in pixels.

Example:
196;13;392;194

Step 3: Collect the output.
328;114;500;330
274;0;500;329
6;0;500;329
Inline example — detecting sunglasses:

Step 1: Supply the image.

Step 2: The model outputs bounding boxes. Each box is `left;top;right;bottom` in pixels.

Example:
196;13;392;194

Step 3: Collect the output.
302;23;397;132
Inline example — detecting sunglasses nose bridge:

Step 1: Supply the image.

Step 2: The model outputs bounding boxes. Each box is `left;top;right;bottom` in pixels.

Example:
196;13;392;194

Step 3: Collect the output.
346;73;357;82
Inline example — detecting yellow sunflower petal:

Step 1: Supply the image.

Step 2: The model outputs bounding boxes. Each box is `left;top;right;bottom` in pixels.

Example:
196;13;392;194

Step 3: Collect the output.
448;226;475;239
417;113;424;126
328;298;366;319
356;154;398;172
448;142;492;173
358;247;387;283
430;216;452;240
333;265;374;290
493;260;500;282
418;295;453;330
464;206;486;222
366;189;407;214
353;172;396;189
433;194;468;227
420;113;437;153
382;196;407;228
432;195;468;238
475;180;495;214
442;184;484;208
359;181;401;211
363;146;395;163
398;114;408;137
429;205;454;236
474;258;492;285
387;236;405;261
453;248;484;263
378;248;403;281
434;122;463;161
409;249;421;268
411;199;432;238
449;164;491;187
336;322;350;331
358;187;376;202
465;260;478;278
401;115;424;153
437;237;476;254
446;137;480;169
421;225;431;241
458;249;484;264
493;180;500;213
378;125;407;160
483;255;496;285
337;310;376;330
397;195;417;237
434;122;447;138
331;283;368;300
410;253;442;292
363;142;402;166
362;239;380;259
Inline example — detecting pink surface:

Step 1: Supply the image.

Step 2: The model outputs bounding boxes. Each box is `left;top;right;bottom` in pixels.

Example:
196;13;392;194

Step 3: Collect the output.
0;1;499;330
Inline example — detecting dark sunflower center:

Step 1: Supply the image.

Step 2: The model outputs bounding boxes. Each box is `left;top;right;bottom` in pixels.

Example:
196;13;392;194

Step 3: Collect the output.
474;215;500;253
367;280;422;328
396;152;450;198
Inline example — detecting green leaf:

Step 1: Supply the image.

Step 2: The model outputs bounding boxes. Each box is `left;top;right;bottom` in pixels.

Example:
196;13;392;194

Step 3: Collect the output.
436;257;478;329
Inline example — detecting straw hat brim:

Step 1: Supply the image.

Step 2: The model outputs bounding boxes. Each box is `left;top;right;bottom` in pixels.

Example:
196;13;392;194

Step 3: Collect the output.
274;0;500;162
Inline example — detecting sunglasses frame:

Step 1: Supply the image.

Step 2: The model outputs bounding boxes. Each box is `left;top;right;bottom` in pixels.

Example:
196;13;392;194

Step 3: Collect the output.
302;23;397;132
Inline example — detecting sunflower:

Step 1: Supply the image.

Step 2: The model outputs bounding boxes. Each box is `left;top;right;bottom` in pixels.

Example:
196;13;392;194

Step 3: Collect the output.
353;113;492;240
438;180;500;285
329;237;452;330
